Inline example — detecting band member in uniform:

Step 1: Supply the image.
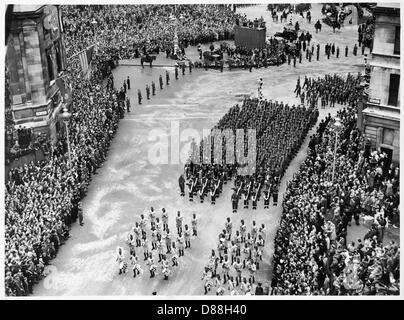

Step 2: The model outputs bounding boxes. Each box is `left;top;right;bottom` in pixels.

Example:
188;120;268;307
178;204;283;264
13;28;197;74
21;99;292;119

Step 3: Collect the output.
164;229;172;254
156;239;164;262
177;233;185;257
176;211;183;235
130;254;142;278
149;207;156;229
142;238;150;261
171;243;179;266
184;224;191;248
191;213;198;236
134;223;141;247
162;256;171;280
126;233;136;256
240;220;247;243
147;253;156;278
116;247;126;275
152;81;156;95
161;208;168;232
233;257;242;286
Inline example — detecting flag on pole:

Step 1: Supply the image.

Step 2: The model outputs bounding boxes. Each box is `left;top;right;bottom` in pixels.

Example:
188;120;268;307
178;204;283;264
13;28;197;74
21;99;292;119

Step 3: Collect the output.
77;44;95;77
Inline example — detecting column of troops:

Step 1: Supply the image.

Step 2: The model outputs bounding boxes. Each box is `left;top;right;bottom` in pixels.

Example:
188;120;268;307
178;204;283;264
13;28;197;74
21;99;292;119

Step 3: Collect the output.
116;208;198;281
178;98;319;212
202;217;268;295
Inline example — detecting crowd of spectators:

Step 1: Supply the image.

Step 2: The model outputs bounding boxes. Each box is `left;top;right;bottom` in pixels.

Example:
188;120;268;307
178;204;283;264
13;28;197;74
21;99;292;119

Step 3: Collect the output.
62;5;242;61
271;100;400;295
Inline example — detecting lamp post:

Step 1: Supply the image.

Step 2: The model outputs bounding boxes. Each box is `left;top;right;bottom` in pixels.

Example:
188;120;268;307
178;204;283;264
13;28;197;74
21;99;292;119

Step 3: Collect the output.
60;106;72;169
331;117;342;184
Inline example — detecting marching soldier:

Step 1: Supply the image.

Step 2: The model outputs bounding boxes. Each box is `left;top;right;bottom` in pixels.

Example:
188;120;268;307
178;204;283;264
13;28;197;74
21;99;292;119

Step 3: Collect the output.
159;75;163;89
146;84;150;100
184;224;191;248
161;208;168;232
177;233;185;257
166;70;170;85
263;190;270;209
147;253;156;278
176;211;183;235
137;89;142;105
175;65;179;80
152;81;156;95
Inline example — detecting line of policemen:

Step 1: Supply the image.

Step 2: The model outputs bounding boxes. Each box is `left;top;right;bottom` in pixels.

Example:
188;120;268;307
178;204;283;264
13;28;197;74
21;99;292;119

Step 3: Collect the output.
135;63;193;105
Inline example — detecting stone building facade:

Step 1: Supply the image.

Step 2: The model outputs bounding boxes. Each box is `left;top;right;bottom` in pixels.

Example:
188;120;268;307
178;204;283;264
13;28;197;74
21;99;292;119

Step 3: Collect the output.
360;3;400;164
6;5;67;145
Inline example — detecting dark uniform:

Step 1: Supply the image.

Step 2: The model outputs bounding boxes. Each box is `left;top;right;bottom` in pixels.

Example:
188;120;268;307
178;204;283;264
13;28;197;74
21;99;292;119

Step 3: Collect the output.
138;89;142;105
336;47;340;58
159;75;163;89
166;71;170;85
353;44;358;56
127;76;131;89
175;66;179;80
146;85;150;99
189;62;192;73
152;81;156;95
345;45;348;57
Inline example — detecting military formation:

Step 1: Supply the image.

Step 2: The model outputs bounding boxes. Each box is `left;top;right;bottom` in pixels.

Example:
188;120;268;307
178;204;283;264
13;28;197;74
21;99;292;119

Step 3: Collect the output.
179;98;319;212
201;218;268;295
116;208;198;281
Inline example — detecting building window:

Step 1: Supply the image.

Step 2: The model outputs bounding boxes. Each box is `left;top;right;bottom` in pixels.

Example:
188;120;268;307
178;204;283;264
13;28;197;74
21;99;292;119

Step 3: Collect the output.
394;26;400;55
383;128;394;145
388;74;400;107
46;49;54;82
